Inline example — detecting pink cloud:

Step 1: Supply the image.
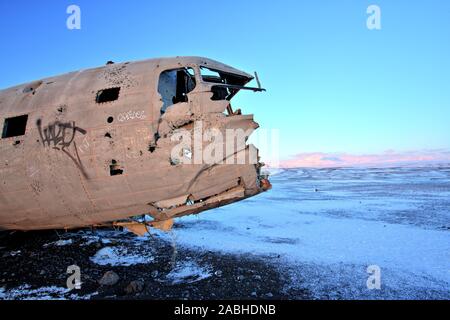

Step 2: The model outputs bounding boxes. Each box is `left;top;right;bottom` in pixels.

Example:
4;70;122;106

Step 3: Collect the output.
279;150;450;168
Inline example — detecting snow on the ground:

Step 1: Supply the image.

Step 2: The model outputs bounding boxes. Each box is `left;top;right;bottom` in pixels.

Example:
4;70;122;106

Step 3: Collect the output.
43;239;73;248
74;229;118;246
164;261;212;285
0;285;68;300
153;167;450;299
0;284;98;300
90;246;154;266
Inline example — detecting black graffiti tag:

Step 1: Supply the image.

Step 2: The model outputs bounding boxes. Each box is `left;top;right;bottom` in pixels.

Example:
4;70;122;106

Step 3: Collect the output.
36;119;89;178
37;119;87;150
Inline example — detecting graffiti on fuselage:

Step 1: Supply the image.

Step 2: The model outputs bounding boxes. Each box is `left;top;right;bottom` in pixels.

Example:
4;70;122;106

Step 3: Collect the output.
36;119;89;178
36;119;86;151
118;110;146;122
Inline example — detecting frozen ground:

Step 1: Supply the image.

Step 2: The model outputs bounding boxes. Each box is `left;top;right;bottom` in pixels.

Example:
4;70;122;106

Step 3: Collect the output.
1;167;449;299
156;166;450;299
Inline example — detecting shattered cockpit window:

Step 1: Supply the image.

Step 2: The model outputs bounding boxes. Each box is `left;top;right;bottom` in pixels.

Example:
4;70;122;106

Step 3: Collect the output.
200;67;250;101
158;67;196;113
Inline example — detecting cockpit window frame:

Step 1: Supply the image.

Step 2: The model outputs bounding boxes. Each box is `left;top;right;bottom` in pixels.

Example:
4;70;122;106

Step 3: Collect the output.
157;66;198;114
199;66;261;101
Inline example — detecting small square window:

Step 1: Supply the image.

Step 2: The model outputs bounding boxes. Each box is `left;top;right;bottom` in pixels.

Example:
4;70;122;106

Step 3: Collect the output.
2;114;28;139
96;87;121;103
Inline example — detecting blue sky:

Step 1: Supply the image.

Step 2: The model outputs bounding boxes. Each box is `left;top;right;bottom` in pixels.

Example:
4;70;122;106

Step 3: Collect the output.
1;0;449;161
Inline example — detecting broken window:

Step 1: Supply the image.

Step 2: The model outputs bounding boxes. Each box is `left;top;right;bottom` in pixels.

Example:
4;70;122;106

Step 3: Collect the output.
2;114;28;139
200;67;264;101
96;87;120;103
158;68;196;114
110;160;123;176
200;67;249;101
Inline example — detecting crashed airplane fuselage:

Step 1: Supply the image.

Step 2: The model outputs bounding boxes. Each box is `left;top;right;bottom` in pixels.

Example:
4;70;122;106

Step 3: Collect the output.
0;56;271;234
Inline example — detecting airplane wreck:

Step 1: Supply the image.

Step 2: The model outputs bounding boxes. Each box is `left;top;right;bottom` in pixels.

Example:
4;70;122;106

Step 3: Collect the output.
0;56;271;235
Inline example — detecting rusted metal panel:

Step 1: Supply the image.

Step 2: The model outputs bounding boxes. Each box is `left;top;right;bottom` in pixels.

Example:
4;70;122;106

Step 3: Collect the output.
0;56;270;232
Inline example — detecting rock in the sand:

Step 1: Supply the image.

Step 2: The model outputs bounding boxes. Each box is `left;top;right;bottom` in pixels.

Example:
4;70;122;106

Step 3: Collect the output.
125;280;145;294
99;271;120;286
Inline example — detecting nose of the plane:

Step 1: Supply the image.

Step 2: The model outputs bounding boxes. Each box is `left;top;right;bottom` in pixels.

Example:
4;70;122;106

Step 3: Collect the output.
260;178;272;191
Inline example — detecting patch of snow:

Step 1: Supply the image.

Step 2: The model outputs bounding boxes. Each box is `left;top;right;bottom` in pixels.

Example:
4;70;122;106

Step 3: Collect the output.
79;235;100;246
90;246;153;266
0;285;70;300
9;250;21;256
69;291;99;300
0;285;98;301
43;239;73;248
165;261;212;284
264;167;285;176
76;229;125;246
